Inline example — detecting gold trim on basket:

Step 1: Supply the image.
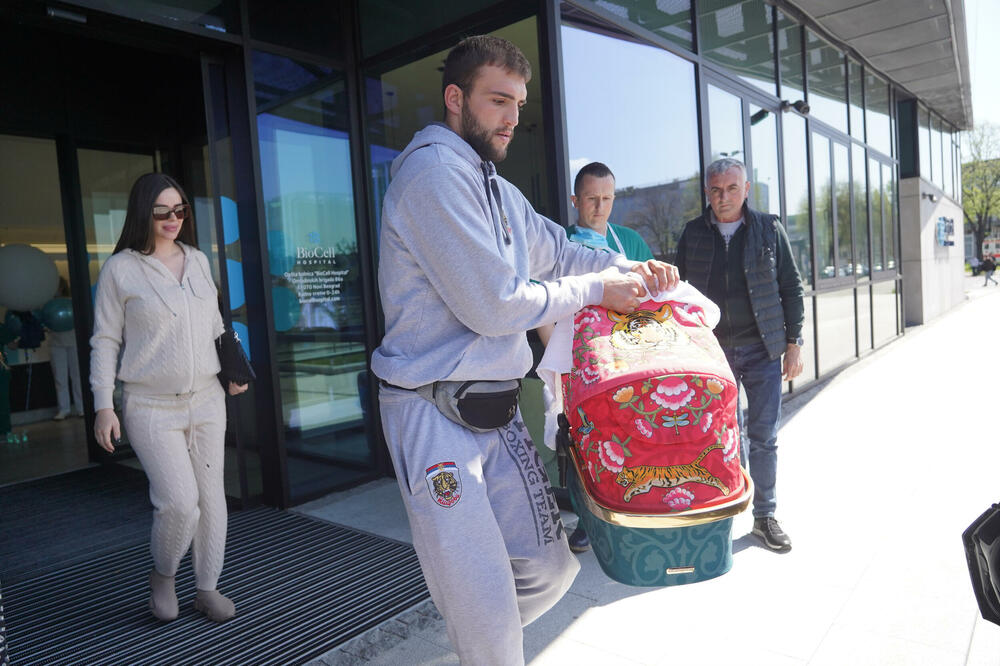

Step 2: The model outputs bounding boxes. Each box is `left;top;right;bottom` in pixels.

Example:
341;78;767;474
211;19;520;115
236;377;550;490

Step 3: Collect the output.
569;447;753;528
666;567;696;575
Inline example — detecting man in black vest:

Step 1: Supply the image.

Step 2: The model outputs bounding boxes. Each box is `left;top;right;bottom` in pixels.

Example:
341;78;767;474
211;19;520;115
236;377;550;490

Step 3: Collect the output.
674;157;804;552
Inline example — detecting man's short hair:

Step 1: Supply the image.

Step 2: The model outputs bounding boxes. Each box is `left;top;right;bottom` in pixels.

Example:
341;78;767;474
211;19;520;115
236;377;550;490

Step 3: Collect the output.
705;157;747;187
442;35;532;96
573;162;615;196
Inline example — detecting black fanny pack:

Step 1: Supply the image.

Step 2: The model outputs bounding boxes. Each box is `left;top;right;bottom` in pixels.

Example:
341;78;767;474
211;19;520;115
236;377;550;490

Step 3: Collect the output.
416;379;521;433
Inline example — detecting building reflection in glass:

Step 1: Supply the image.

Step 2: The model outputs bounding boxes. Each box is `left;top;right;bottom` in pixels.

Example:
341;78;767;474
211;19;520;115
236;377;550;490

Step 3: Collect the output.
562;23;701;261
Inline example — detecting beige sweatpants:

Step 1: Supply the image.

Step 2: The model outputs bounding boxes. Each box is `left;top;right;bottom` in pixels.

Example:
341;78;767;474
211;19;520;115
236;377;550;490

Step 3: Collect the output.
123;382;228;591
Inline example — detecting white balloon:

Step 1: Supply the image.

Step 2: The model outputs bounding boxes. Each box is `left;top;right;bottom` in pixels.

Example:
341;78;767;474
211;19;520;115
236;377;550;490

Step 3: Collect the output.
0;244;60;311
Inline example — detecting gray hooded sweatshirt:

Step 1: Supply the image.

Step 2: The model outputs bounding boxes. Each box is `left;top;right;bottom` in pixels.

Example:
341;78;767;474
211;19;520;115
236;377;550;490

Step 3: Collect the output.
372;123;635;388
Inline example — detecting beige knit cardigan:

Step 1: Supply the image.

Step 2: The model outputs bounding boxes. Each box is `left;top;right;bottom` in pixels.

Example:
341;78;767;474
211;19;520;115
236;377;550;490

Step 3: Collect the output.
89;243;225;411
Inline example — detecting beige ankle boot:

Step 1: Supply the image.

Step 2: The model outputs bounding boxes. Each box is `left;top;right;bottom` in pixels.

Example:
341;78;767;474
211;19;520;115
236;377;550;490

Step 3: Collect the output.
193;589;236;622
149;570;178;621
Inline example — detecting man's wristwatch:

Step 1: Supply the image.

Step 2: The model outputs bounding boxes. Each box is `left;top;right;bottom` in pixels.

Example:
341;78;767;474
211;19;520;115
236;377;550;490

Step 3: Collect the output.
787;336;804;346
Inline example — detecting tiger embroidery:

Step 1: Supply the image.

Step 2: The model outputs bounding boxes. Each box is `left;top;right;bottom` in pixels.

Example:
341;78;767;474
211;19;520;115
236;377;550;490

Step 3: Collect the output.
608;304;677;351
433;472;459;502
425;461;462;508
615;442;729;502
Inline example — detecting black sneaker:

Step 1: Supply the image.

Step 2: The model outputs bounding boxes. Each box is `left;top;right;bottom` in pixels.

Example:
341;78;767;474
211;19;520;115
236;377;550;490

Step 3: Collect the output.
752;517;792;552
568;526;591;553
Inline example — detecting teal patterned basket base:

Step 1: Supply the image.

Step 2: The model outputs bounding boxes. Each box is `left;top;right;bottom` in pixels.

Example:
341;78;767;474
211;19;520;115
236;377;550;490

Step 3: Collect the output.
569;470;734;587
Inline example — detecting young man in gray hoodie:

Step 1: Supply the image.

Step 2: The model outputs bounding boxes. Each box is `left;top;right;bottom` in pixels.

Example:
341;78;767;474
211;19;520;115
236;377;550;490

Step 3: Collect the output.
372;36;678;664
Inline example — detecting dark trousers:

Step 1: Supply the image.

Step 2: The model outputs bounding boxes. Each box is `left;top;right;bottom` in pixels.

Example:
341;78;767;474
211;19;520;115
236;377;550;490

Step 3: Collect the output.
722;342;783;518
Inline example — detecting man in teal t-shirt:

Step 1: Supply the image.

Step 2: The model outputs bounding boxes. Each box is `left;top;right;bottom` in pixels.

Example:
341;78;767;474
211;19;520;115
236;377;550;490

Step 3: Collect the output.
567;162;654;262
565;162;654;553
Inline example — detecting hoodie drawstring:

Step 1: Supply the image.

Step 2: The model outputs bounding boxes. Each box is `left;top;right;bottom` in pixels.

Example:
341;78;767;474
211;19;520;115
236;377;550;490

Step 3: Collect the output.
482;162;511;245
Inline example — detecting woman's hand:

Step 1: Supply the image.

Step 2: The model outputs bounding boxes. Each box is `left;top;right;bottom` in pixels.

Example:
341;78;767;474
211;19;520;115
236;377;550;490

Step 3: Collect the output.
94;408;121;453
228;382;249;396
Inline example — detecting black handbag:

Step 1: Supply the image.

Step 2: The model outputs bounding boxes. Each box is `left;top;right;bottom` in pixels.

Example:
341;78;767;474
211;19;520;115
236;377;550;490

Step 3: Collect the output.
215;327;256;390
963;502;1000;626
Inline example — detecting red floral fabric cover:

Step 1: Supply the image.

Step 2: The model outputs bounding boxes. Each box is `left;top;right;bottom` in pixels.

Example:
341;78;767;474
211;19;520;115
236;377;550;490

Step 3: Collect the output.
563;297;744;515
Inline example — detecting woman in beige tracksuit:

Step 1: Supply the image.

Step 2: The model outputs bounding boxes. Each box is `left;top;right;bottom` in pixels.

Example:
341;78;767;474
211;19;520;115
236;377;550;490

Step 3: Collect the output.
91;173;247;622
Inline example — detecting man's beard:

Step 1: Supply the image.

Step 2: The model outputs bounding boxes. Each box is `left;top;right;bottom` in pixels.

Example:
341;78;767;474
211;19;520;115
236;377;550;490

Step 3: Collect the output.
461;104;511;163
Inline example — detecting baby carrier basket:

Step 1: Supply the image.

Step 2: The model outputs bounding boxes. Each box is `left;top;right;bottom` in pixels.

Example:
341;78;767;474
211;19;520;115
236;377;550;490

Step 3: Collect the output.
556;289;752;587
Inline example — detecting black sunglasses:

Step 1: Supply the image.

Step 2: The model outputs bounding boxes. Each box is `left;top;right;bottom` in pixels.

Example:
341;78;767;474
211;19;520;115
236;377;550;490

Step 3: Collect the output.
152;204;191;221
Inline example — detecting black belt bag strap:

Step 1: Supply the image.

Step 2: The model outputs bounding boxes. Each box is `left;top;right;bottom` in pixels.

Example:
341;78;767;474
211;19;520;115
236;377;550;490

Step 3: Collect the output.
416;379;521;433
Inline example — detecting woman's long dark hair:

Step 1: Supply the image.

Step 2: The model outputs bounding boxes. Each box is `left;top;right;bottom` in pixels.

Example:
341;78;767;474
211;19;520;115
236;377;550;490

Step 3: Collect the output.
113;173;197;255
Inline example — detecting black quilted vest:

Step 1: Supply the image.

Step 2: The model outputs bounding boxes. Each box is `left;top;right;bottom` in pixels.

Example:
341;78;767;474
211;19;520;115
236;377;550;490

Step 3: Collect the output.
682;206;788;360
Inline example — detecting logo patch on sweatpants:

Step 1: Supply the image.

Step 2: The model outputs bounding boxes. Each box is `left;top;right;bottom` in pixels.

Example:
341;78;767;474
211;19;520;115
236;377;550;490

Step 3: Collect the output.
426;462;462;508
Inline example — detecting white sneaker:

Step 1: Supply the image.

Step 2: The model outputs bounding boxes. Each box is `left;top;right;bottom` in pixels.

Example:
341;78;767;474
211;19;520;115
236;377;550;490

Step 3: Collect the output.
53;411;69;421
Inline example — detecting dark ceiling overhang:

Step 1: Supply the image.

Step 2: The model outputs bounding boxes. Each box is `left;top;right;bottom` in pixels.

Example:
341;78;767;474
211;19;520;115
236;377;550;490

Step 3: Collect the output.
775;0;973;129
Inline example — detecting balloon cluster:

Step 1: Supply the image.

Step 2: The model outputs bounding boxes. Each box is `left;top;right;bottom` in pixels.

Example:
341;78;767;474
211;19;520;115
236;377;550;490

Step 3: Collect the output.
0;244;74;334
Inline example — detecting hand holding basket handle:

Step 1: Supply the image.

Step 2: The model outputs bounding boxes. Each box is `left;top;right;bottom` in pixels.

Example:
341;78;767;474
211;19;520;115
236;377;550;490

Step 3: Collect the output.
216;327;255;396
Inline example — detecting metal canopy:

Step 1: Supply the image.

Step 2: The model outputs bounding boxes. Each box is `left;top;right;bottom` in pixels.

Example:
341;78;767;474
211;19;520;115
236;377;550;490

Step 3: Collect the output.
779;0;973;129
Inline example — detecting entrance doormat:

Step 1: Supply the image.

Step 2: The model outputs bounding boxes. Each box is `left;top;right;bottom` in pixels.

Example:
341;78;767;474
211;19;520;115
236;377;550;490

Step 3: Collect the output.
0;464;152;583
3;486;429;664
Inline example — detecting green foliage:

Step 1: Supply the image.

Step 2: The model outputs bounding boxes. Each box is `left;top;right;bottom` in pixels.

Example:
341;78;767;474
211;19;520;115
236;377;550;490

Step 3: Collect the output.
962;123;1000;260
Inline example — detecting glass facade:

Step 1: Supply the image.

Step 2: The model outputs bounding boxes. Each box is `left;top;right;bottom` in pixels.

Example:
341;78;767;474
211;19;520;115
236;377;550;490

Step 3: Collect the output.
0;136;88;482
78;149;157;286
943;126;953;199
749;104;780;215
562;22;700;259
931;116;944;190
865;72;892;157
812;133;834;280
700;0;775;95
782;113;811;289
834;142;851;277
872;280;899;346
918;105;931;180
816;289;856;374
594;0;694;52
798;296;817;385
852;143;869;277
869;158;884;272
708;84;746;161
883;162;897;271
910;103;960;200
857;285;872;351
1;0;919;505
252;51;374;502
805;30;847;134
777;11;803;101
366;18;550;233
848;58;864;141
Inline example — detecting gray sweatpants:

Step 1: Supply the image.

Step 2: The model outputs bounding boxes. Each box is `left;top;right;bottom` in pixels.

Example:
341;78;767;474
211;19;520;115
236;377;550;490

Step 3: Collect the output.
123;382;228;591
379;386;579;666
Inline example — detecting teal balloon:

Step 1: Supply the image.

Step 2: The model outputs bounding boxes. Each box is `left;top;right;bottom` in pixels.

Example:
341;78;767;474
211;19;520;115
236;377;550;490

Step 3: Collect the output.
233;321;251;359
42;298;74;332
227;259;245;310
3;311;22;337
271;286;300;332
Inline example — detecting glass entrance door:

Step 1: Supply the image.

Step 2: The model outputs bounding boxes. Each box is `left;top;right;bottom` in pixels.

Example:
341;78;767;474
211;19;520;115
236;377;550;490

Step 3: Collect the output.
0;135;89;483
77;147;158;459
252;51;377;503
